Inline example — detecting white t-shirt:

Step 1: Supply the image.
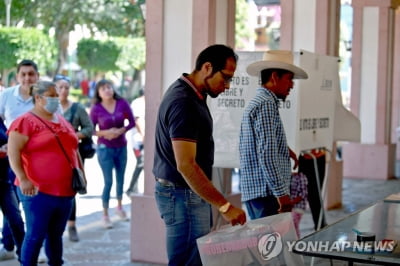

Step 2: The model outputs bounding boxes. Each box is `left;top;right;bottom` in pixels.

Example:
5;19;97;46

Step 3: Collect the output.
0;85;33;128
130;96;145;148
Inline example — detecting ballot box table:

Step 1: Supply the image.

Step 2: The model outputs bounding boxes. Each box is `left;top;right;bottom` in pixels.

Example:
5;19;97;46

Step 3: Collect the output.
292;201;400;265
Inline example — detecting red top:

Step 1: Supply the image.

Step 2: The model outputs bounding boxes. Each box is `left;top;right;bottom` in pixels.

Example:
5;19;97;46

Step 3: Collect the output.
80;79;89;96
8;112;79;196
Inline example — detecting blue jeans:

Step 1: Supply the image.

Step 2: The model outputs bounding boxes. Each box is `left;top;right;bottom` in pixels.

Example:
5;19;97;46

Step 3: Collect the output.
154;182;211;266
127;144;144;193
17;189;73;266
96;145;127;209
0;181;24;261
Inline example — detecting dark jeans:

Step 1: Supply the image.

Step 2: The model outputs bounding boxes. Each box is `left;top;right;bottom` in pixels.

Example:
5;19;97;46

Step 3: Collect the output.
244;195;280;219
127;145;144;193
68;157;84;222
68;197;76;221
17;189;73;266
0;181;25;260
299;153;327;230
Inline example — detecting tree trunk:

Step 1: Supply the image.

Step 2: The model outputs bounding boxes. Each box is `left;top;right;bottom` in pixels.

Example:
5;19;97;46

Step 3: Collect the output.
54;30;70;75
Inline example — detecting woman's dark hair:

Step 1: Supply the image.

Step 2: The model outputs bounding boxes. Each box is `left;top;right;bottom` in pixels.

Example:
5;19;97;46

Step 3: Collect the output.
93;79;122;103
195;44;238;74
260;68;292;84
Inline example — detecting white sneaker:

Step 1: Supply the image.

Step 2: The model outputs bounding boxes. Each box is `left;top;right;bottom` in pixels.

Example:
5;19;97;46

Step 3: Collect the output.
0;247;15;261
116;208;129;221
38;247;46;264
103;216;113;229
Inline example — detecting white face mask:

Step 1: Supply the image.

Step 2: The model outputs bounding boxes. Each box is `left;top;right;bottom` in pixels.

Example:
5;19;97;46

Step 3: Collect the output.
43;96;60;114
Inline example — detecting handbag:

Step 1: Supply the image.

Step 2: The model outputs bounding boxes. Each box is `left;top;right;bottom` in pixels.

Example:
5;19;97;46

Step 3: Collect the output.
79;137;96;159
72;167;87;194
69;102;96;159
30;112;87;194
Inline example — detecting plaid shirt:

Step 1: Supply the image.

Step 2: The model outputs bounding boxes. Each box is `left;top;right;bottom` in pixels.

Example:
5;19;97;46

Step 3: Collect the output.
290;172;308;210
239;88;291;202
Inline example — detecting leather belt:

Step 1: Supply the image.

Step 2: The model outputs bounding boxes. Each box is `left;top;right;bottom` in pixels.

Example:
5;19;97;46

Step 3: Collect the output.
155;177;187;188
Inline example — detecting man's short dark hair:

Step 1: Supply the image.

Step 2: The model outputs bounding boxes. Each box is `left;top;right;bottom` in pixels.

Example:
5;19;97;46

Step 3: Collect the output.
17;59;38;73
195;44;238;73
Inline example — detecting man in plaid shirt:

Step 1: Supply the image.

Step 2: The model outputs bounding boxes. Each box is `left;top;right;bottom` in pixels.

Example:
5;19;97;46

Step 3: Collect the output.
239;50;308;219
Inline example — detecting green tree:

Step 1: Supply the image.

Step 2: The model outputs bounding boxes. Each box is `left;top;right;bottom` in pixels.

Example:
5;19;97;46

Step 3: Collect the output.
0;0;145;75
114;37;145;72
0;27;56;85
77;39;120;73
235;0;255;50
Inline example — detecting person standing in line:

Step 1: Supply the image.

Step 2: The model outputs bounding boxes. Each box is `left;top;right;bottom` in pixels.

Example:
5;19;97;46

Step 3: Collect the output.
0;59;39;261
0;117;25;263
90;79;135;228
54;74;94;242
239;50;308;220
153;44;247;266
126;88;145;196
7;80;79;266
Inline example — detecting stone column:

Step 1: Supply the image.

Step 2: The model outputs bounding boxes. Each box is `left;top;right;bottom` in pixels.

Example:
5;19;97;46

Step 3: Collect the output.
343;0;398;179
391;7;400;170
130;0;236;263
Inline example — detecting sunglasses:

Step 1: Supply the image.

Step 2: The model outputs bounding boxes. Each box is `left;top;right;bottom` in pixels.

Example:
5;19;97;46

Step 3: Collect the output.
54;74;71;83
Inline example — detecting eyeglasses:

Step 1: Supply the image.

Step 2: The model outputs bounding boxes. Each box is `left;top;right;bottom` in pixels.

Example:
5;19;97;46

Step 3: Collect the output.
219;70;233;84
54;74;71;83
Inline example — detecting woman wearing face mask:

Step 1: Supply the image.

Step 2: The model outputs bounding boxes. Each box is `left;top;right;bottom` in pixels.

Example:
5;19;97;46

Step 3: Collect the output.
54;74;94;242
7;80;80;266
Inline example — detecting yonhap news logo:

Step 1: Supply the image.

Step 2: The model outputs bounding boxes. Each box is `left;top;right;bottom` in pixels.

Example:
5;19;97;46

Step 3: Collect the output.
199;231;397;262
256;232;397;261
286;239;397;253
257;232;283;260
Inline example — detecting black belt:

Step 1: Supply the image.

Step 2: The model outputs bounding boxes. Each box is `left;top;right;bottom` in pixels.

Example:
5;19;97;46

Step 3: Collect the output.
155;178;188;188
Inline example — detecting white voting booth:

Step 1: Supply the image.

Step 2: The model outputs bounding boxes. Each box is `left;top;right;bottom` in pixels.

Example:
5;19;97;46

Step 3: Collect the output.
208;50;360;212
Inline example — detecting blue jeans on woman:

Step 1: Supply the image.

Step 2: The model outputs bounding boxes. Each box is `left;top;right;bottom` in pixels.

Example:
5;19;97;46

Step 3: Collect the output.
17;189;73;266
0;181;25;261
96;145;127;209
154;182;211;266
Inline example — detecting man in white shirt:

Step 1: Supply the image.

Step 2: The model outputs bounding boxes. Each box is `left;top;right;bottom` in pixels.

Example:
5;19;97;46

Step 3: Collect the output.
0;59;39;261
0;59;40;127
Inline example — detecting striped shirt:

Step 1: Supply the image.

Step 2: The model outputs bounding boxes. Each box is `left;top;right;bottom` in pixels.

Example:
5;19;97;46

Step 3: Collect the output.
239;88;291;202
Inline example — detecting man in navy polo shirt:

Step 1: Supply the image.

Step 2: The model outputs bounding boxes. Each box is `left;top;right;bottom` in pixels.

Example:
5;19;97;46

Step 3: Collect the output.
153;44;246;266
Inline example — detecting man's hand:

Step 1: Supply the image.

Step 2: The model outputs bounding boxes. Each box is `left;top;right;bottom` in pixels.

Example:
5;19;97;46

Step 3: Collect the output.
277;195;301;213
221;205;247;226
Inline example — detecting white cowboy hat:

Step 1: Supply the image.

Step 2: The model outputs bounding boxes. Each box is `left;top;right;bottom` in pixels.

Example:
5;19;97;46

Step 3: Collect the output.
246;50;308;79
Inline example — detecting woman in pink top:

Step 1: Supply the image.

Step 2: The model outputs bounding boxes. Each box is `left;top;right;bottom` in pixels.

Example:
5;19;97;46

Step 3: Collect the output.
7;80;80;266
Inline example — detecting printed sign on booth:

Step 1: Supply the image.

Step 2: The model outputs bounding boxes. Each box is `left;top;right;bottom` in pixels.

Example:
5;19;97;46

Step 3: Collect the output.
208;50;356;168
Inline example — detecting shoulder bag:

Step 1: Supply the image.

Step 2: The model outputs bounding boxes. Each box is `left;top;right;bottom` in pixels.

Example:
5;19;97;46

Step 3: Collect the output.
69;103;96;159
